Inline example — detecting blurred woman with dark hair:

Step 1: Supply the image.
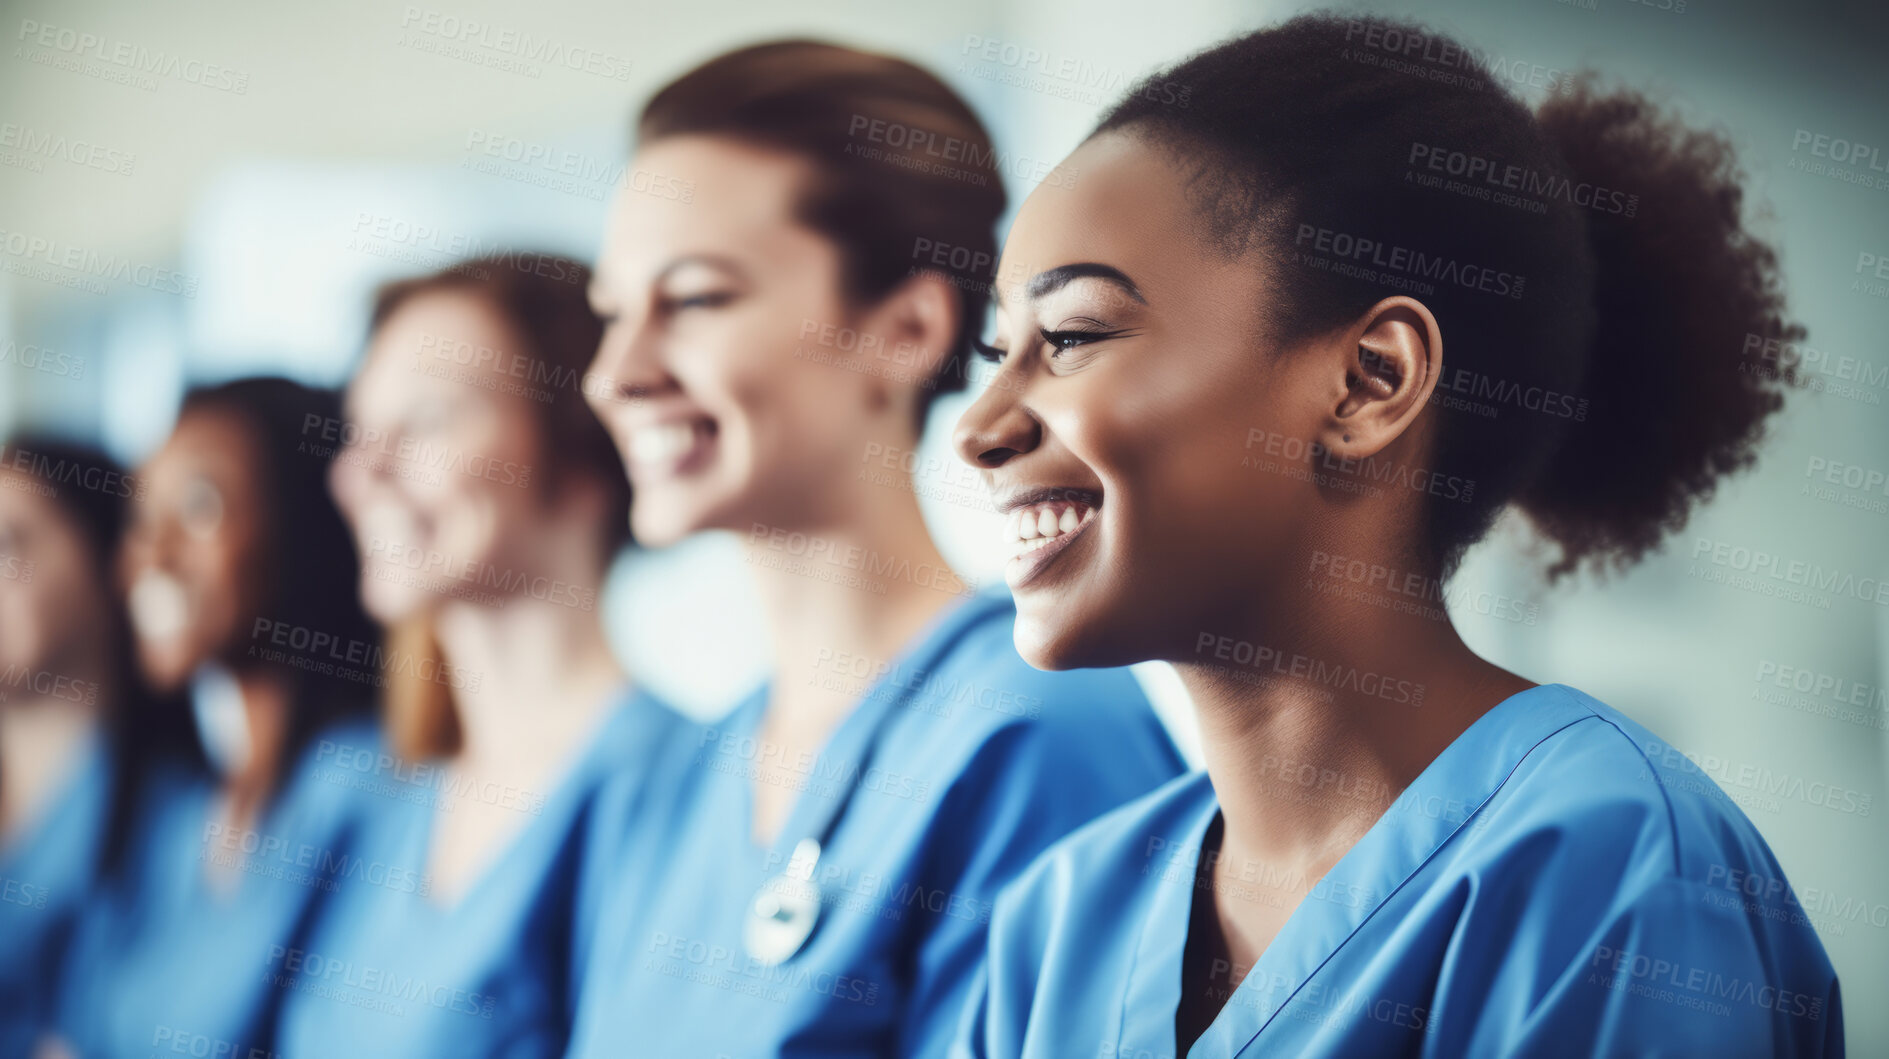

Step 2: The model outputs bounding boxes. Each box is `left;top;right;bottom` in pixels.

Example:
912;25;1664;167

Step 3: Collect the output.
49;377;382;1058
951;14;1840;1057
568;40;1182;1059
272;253;689;1058
0;437;196;1056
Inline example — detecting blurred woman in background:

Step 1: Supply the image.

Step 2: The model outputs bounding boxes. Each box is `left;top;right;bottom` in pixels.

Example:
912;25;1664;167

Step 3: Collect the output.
51;377;381;1058
952;14;1840;1057
0;438;196;1056
273;254;688;1058
568;40;1183;1058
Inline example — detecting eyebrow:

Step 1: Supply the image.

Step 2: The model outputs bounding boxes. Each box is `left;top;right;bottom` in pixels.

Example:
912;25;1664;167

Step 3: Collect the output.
1012;262;1148;306
654;253;747;285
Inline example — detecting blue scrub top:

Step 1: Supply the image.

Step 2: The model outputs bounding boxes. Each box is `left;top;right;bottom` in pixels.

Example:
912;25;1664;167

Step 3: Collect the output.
0;733;110;1057
270;689;689;1059
567;588;1186;1059
957;683;1844;1059
53;719;378;1059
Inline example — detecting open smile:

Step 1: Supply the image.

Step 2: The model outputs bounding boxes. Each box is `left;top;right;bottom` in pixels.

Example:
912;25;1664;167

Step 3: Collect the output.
624;417;717;481
1002;488;1101;590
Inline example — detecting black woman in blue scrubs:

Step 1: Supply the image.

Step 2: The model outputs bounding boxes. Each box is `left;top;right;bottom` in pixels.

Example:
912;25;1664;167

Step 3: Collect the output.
52;378;380;1058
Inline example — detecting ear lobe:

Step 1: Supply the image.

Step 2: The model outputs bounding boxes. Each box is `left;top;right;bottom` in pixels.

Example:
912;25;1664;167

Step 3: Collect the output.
1322;297;1441;460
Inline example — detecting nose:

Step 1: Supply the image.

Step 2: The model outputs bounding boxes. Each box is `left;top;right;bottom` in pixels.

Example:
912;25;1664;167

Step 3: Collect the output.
327;448;367;514
952;370;1042;470
587;304;676;412
123;508;179;579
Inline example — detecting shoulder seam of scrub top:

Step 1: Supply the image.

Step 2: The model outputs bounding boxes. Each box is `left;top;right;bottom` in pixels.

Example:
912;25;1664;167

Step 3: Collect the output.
1567;700;1688;879
1233;695;1599;1055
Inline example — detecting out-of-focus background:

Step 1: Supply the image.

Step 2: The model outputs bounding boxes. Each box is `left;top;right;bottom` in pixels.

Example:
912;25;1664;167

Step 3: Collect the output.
3;0;1884;1048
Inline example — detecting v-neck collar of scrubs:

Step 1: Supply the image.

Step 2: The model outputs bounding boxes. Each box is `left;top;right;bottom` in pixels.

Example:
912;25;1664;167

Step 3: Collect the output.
730;590;1002;872
1128;684;1594;1058
410;691;645;915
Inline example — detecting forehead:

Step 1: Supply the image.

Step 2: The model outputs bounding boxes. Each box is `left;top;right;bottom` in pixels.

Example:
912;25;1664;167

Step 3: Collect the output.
599;135;818;281
147;408;256;489
351;290;527;410
998;131;1214;308
369;288;519;356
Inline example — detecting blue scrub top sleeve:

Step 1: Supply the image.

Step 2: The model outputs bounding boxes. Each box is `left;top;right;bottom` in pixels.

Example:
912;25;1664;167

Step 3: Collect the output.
900;720;1157;1059
1487;874;1843;1058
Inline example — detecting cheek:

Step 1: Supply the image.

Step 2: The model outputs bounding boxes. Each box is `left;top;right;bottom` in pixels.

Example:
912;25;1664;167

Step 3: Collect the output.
0;585;47;666
409;476;504;572
1068;370;1242;534
714;304;863;475
470;479;546;566
424;406;540;553
719;318;801;426
673;305;782;409
771;360;870;460
207;530;266;631
31;557;96;635
1078;360;1292;597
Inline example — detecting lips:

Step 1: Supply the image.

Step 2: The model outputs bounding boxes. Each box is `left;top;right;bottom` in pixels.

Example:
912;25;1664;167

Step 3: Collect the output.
1000;488;1101;589
624;418;716;479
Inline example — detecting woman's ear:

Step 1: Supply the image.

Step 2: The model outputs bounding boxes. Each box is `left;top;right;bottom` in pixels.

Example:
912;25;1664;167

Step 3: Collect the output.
1317;297;1442;460
857;270;960;417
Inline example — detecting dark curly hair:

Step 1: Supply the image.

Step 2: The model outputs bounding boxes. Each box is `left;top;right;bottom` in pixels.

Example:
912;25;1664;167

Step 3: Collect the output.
1099;14;1799;578
638;39;1009;431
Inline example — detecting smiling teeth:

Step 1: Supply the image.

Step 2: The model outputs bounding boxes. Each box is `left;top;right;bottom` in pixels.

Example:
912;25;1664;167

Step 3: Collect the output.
628;422;703;467
1007;501;1096;555
128;570;189;643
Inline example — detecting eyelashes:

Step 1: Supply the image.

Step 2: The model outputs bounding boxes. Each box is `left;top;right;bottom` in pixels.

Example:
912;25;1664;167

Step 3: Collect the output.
664;291;735;312
973;325;1139;364
589;288;736;326
1041;327;1135;353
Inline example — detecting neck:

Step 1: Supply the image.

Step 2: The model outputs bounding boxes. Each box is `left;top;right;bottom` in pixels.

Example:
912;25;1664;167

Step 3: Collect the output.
222;667;291;823
0;684;104;839
1179;546;1531;886
431;590;626;769
744;464;963;730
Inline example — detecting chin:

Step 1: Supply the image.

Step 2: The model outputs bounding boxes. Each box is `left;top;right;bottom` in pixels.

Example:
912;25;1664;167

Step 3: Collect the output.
360;581;415;627
137;648;192;695
1012;605;1116;672
633;481;751;548
1016;577;1170;672
629;505;696;549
